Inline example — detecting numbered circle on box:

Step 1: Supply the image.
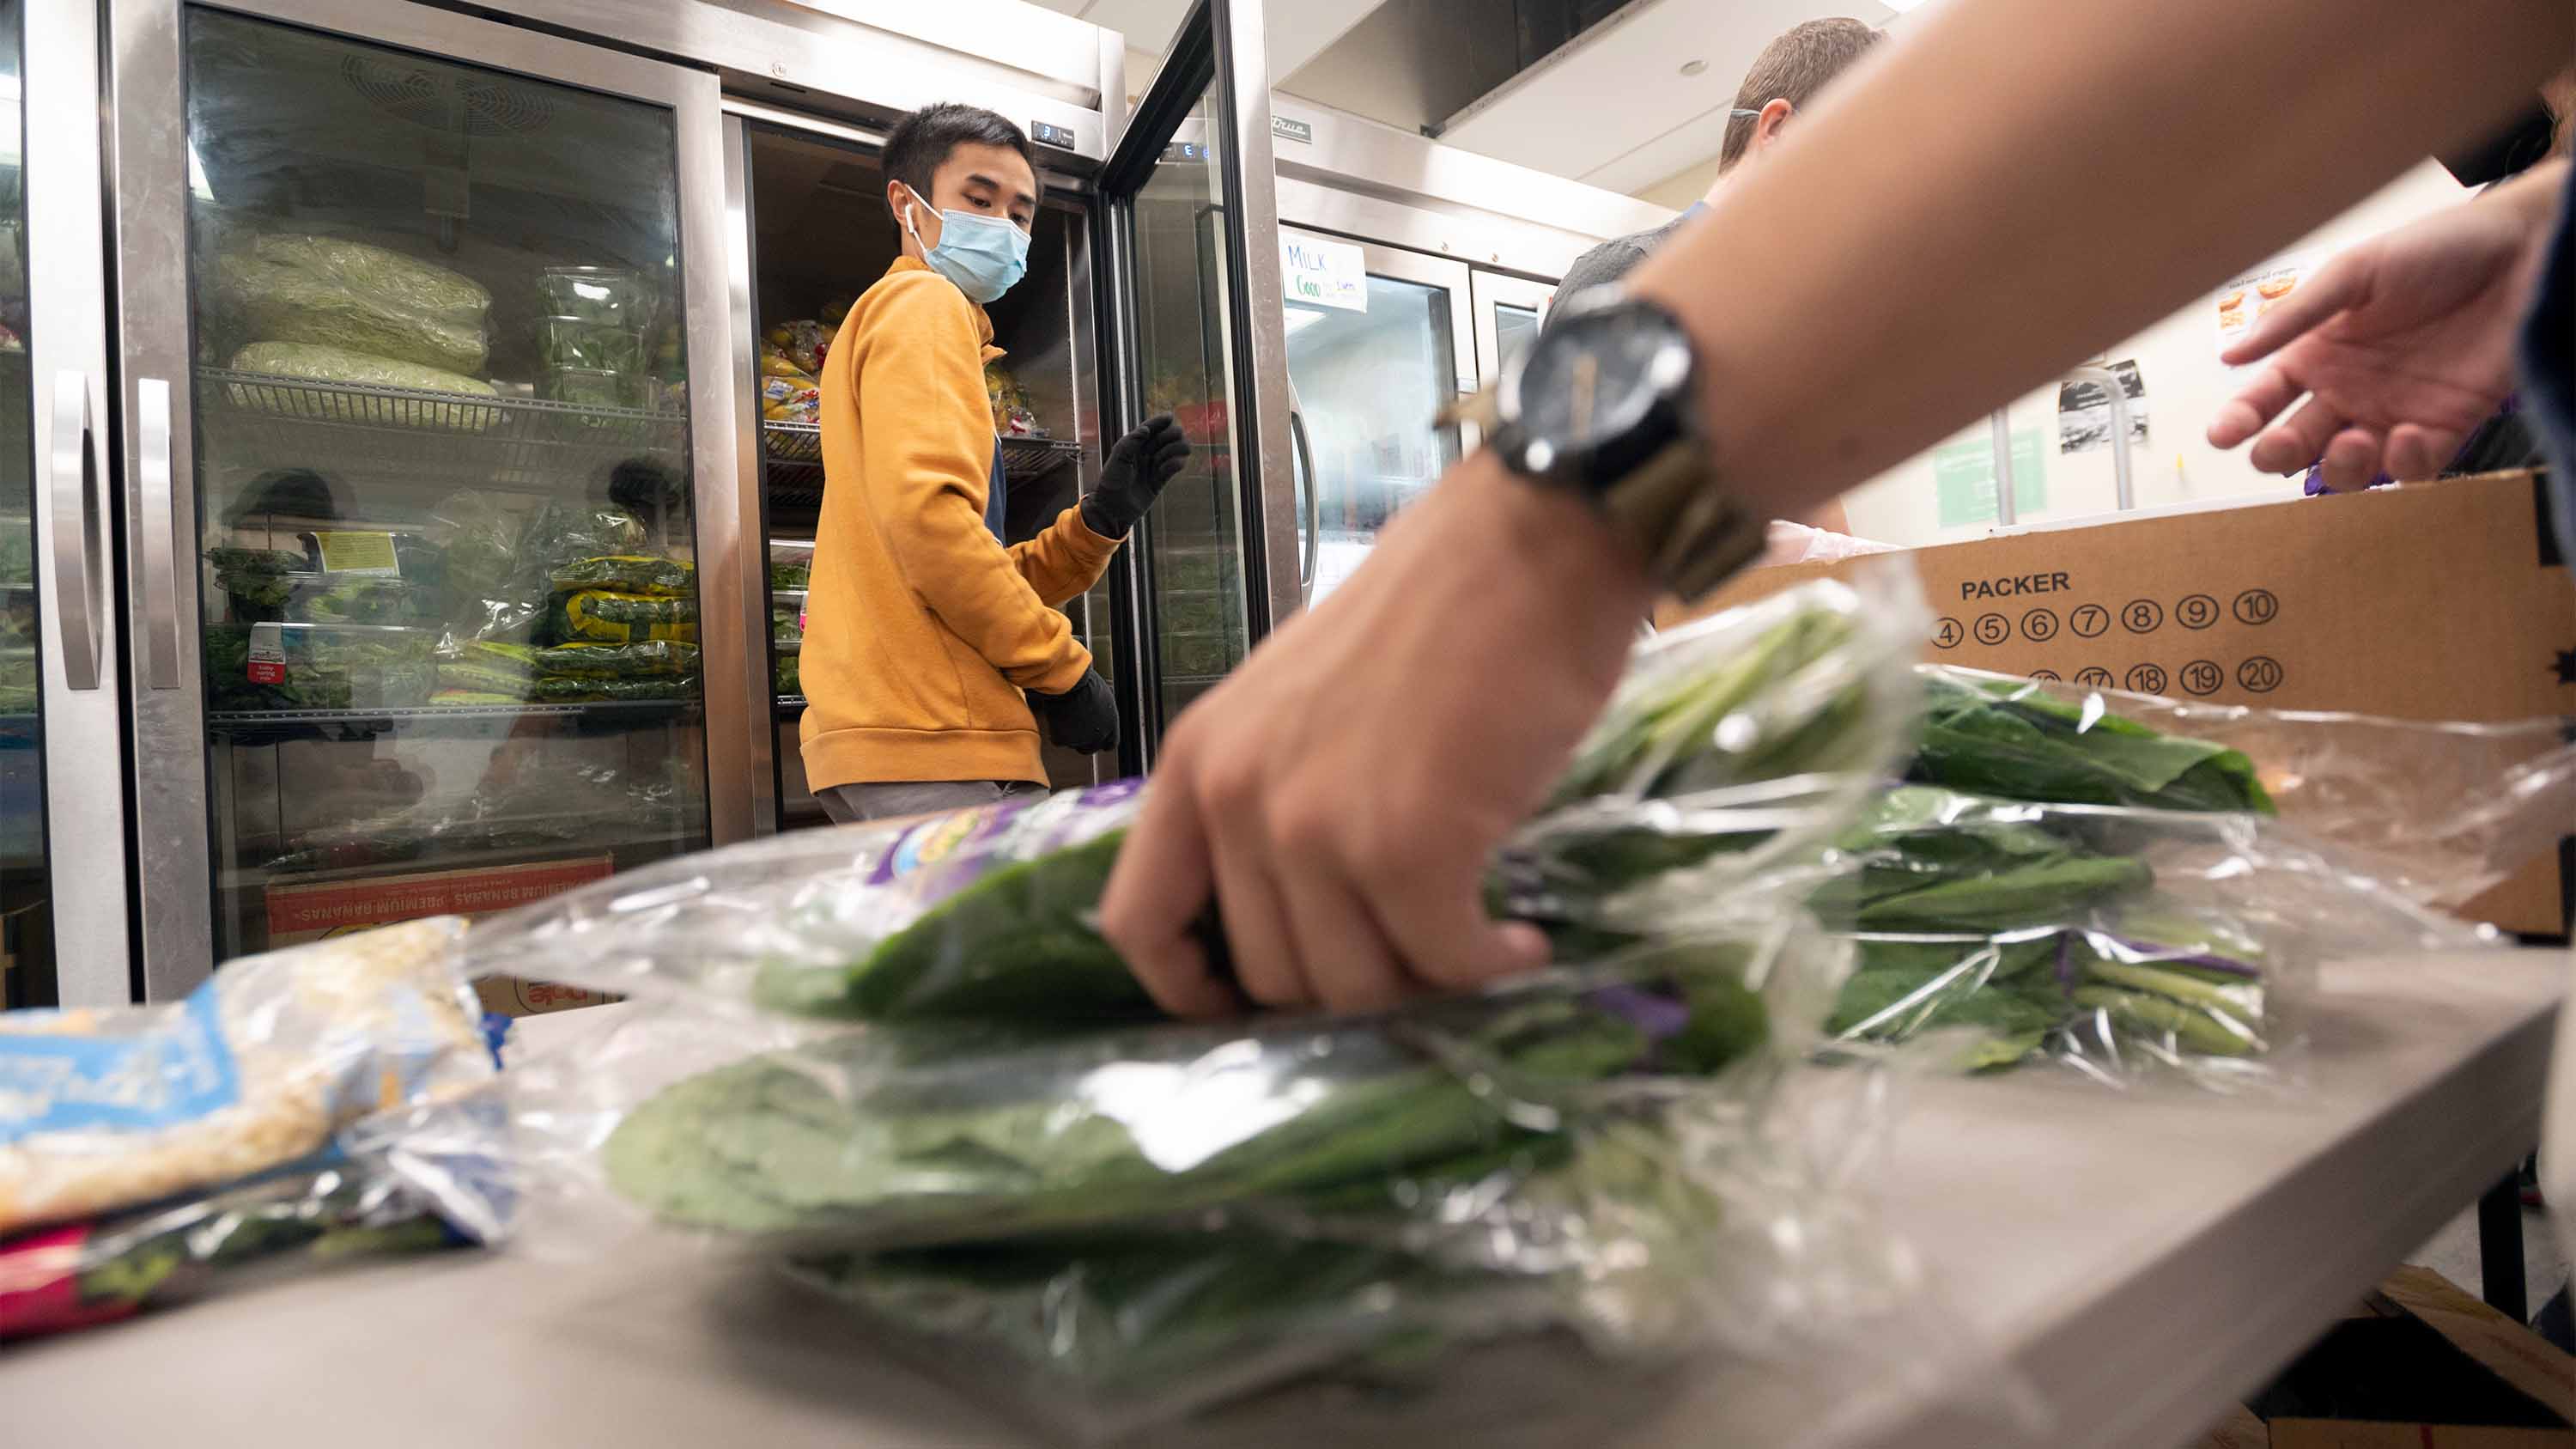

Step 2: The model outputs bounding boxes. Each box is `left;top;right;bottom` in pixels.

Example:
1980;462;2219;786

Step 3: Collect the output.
2233;588;2279;626
1974;612;2010;647
2176;594;2219;630
2028;669;2062;682
2074;666;2114;688
2070;603;2110;638
2122;599;2164;635
2237;654;2284;693
2180;659;2224;697
1932;616;1964;650
2020;606;2059;643
2125;662;2168;695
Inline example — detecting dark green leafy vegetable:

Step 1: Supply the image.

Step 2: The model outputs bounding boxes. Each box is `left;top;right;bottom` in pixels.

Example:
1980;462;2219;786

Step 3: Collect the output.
1909;669;2273;813
550;554;694;597
612;940;1761;1246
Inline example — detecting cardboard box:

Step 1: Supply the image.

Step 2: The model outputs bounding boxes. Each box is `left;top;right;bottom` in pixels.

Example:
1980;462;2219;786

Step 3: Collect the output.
1670;471;2575;935
264;855;620;1017
2192;1266;2575;1447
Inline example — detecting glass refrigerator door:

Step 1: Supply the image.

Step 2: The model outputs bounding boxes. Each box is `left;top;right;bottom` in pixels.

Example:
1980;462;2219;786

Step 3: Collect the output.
1097;0;1294;759
9;0;127;1007
1471;269;1556;389
109;0;742;992
1279;228;1473;609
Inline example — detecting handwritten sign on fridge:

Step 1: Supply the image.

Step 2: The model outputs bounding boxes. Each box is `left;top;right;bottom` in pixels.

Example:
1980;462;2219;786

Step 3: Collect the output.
1281;234;1368;313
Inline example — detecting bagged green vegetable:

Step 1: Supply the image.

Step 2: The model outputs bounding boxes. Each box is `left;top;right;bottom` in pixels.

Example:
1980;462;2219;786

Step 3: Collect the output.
548;589;698;644
201;624;437;713
532;639;698;679
550;555;693;598
1814;787;2494;1084
1917;666;2576;914
206;546;303;620
220;233;489;374
227;344;497;430
1909;668;2270;813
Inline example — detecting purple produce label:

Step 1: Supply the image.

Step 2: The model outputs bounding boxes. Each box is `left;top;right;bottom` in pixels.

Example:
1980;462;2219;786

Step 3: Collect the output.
864;778;1145;890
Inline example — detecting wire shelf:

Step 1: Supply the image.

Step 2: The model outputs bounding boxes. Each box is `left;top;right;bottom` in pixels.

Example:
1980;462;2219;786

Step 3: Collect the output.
199;368;687;488
208;697;702;737
999;435;1083;480
762;420;822;463
759;426;1081;503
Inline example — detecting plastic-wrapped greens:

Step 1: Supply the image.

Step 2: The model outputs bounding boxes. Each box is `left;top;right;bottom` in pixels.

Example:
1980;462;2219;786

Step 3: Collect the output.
220;233;489;374
206;546;303;621
550;555;693;597
531;640;698;679
1814;787;2494;1085
1915;666;2576;912
548;589;698;644
227;344;498;430
202;624;437;713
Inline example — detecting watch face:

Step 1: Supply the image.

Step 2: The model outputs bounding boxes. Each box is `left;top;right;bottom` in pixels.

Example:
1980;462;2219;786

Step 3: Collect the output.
1511;304;1690;470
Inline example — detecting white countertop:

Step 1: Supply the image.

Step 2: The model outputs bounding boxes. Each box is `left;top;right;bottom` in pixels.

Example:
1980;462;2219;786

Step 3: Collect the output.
6;949;2563;1449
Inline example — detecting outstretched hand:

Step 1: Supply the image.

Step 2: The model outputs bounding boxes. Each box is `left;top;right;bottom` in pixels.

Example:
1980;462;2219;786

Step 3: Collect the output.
2208;162;2562;490
1097;456;1653;1017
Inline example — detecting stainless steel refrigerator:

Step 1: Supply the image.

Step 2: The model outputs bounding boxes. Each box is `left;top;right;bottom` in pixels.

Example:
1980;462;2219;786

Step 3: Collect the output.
22;0;1300;1005
1264;94;1668;613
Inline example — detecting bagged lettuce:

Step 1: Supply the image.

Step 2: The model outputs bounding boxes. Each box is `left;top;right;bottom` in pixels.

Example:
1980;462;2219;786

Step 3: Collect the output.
220;233;489;374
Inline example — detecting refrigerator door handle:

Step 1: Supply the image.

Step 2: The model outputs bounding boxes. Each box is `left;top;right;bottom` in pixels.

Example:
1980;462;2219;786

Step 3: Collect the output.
46;370;101;691
1288;397;1316;605
137;377;179;690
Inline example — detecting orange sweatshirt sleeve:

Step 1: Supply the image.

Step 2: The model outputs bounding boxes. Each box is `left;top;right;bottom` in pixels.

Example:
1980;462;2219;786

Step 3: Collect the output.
1008;504;1121;607
856;275;1092;694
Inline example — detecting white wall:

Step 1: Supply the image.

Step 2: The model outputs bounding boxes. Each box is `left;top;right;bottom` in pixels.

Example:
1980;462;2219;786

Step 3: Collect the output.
1838;160;2470;546
1636;155;1721;211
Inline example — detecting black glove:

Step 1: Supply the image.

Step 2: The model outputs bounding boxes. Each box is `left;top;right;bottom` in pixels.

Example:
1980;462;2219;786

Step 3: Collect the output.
1028;667;1119;755
1079;414;1192;539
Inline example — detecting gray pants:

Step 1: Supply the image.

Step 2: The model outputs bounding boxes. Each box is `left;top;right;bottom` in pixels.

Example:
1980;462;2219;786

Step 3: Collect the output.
817;779;1047;825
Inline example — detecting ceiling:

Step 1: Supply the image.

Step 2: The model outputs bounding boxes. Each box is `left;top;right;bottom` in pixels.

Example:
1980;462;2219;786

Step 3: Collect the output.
1026;0;1383;82
1030;0;1902;199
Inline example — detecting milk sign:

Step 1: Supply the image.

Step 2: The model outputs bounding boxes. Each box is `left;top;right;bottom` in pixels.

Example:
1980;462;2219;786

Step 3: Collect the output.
1281;234;1368;313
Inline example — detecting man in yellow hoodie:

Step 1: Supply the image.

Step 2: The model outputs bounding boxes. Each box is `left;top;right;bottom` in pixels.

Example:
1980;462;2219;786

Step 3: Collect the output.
803;103;1189;824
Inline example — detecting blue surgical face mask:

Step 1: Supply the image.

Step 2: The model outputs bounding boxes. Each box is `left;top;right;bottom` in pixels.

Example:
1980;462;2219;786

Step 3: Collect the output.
899;183;1030;304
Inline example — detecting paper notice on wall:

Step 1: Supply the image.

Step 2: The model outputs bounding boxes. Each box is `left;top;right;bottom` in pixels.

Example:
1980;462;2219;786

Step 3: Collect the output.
2215;257;2313;354
2058;360;2148;454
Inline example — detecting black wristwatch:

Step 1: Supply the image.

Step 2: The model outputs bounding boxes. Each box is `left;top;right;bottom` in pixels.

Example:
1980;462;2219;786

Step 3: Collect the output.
1484;288;1766;600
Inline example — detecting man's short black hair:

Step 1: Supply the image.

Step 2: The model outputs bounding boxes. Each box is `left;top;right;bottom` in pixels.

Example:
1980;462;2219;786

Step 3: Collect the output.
883;102;1042;214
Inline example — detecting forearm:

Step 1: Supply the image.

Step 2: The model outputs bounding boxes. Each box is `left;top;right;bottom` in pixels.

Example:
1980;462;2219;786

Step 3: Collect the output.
1628;0;2573;521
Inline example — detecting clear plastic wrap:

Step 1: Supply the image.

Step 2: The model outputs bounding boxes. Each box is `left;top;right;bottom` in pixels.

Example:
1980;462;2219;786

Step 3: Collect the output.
506;923;1992;1441
227;342;498;429
462;572;1929;1020
219;233;491;374
0;1081;508;1341
1814;787;2497;1087
1759;519;1900;569
1914;667;2576;910
0;918;489;1236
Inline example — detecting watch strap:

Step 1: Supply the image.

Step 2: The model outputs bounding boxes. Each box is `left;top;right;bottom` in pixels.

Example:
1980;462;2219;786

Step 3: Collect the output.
1602;437;1769;600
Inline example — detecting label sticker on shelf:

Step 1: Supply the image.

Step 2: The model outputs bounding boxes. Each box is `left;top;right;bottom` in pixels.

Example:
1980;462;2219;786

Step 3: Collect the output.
310;530;400;575
246;623;285;685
